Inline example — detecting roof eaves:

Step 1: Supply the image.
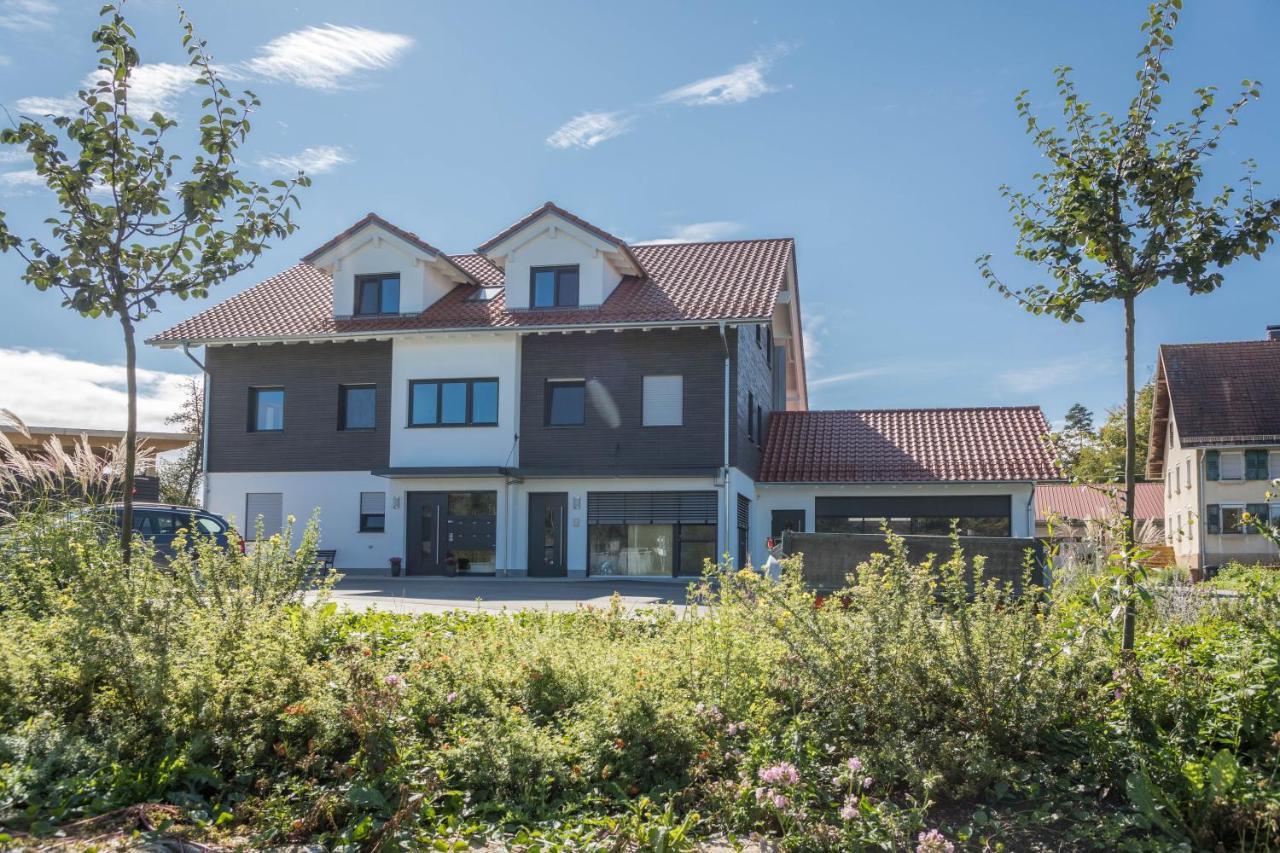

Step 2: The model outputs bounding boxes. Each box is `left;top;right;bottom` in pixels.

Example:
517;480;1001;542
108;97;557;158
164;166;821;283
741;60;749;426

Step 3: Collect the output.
302;213;479;285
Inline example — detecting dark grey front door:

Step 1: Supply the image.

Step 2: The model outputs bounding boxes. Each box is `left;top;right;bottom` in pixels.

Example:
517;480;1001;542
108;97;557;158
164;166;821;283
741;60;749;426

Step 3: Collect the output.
528;492;568;577
406;492;449;575
771;509;805;545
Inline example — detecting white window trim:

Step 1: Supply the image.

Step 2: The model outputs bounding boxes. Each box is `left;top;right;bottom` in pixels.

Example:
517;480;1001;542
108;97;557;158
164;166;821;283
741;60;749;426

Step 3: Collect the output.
1219;451;1245;481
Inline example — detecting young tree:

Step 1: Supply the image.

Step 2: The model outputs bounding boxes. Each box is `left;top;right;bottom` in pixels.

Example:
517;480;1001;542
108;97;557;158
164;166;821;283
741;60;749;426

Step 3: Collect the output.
978;0;1280;651
0;6;309;560
1055;402;1096;474
159;377;203;506
1073;380;1155;484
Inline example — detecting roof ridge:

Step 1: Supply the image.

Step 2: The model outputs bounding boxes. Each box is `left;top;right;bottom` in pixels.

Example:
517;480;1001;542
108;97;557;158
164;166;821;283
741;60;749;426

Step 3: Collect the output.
631;237;796;248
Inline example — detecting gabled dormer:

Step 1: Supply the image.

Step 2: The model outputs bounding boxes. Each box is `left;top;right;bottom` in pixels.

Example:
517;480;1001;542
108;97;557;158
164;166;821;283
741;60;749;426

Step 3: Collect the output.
303;213;478;318
475;202;647;310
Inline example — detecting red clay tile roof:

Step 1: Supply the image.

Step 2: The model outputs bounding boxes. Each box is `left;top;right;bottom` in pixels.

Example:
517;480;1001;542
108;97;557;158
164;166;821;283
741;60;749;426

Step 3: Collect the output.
760;407;1059;483
147;238;793;344
1034;483;1164;523
475;201;648;277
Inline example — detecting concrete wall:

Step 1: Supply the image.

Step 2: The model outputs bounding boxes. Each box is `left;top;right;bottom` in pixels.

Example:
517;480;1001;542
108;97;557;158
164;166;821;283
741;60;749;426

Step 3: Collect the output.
782;530;1045;593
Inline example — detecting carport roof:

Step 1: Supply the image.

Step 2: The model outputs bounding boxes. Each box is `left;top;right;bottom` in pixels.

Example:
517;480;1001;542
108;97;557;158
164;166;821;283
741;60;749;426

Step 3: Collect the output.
760;407;1060;483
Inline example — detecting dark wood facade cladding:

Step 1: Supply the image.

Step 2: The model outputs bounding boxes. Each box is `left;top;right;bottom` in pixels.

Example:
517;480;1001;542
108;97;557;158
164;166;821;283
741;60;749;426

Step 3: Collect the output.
519;328;727;473
731;323;777;480
206;341;392;472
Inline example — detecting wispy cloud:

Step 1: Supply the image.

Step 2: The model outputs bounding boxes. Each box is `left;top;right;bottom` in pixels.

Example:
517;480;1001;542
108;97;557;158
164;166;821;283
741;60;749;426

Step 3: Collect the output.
546;111;632;150
17;63;200;119
0;169;43;193
657;48;787;107
242;24;413;91
635;221;743;244
997;358;1105;395
256;145;351;174
0;348;195;431
0;0;55;31
809;367;893;389
547;44;792;150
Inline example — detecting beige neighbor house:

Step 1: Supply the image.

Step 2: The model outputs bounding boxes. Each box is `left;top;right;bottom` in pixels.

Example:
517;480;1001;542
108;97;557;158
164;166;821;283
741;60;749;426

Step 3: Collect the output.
1146;327;1280;571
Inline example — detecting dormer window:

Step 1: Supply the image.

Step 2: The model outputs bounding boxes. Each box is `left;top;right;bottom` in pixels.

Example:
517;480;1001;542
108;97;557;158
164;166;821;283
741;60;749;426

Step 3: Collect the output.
355;273;400;316
530;265;579;308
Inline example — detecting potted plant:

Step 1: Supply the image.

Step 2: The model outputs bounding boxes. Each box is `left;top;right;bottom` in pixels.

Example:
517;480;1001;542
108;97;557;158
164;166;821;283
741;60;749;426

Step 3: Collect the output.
389;556;402;577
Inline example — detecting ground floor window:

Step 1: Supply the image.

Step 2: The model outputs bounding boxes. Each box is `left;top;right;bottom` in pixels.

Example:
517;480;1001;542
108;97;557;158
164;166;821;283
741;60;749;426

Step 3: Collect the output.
586;491;718;577
814;495;1013;538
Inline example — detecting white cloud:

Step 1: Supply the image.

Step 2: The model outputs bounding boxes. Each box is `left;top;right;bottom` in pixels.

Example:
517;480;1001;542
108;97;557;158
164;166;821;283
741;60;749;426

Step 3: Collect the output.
0;0;54;31
17;62;200;119
256;145;351;174
0;169;42;189
0;348;196;431
658;47;787;107
635;221;744;244
809;367;892;389
242;24;413;91
997;358;1105;395
546;111;632;150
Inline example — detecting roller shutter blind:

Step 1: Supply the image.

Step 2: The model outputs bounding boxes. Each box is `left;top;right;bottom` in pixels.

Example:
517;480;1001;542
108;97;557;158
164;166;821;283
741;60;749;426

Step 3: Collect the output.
737;494;751;530
245;492;283;539
587;491;717;525
360;492;386;515
642;376;683;426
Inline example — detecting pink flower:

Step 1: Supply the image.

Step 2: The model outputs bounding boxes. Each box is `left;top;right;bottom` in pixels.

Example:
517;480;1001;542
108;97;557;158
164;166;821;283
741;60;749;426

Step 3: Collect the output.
758;762;800;785
839;796;858;821
861;776;874;790
771;793;789;810
916;829;955;853
383;673;403;687
445;691;457;703
846;756;863;774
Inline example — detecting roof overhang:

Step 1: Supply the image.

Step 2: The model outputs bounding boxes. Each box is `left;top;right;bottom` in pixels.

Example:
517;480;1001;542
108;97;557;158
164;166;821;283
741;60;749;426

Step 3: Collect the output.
477;204;647;279
304;214;478;285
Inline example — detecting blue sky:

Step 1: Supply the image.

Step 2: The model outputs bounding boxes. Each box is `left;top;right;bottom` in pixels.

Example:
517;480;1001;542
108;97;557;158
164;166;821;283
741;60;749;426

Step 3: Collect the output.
1;0;1279;429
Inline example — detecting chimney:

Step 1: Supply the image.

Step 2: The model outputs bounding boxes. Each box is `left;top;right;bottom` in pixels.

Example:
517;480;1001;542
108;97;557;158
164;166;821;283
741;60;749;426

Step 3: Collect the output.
1268;324;1280;342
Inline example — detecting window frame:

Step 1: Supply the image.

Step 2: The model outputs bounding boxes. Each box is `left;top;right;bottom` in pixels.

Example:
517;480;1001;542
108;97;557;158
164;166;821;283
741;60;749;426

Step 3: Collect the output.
1219;450;1246;481
248;386;285;433
353;273;401;316
407;378;500;428
529;265;581;309
641;374;684;427
1219;503;1247;534
545;379;586;427
338;383;378;431
359;491;386;533
747;391;755;441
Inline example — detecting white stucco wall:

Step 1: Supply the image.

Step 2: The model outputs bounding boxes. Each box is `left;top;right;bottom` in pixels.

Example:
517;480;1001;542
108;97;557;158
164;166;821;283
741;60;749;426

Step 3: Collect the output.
327;233;457;317
490;220;624;310
389;333;520;468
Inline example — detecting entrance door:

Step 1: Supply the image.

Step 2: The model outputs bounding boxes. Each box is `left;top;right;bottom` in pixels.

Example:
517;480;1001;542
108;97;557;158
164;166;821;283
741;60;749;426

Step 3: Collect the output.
771;509;805;545
406;492;449;575
528;492;568;577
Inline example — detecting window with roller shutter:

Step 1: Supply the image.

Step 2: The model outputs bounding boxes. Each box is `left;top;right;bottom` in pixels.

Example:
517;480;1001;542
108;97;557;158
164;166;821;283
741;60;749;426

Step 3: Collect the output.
245;492;283;539
642;375;683;426
359;492;386;532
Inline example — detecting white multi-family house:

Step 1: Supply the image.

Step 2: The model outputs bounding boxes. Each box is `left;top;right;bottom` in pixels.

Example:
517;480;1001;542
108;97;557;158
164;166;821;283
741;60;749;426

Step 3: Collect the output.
1147;328;1280;570
148;202;1058;575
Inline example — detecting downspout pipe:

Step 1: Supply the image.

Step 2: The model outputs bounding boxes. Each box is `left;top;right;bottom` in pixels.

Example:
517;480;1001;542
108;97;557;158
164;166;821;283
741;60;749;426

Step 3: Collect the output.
719;321;731;563
182;343;211;509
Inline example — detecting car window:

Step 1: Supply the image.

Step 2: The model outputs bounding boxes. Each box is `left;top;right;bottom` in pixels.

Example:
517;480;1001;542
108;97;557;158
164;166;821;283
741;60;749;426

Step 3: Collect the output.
196;516;224;535
134;511;180;536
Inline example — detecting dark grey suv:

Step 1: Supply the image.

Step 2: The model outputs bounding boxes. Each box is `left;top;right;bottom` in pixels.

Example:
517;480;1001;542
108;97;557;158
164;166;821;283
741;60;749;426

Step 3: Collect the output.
107;503;234;559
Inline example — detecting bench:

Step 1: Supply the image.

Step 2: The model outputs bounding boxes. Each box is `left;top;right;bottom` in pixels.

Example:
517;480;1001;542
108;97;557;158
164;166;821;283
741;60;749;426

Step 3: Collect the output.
315;549;337;571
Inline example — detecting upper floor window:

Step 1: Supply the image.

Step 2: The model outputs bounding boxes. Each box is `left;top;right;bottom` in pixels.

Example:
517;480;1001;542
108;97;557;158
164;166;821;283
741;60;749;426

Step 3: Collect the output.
546;380;585;426
339;384;377;430
1219;451;1245;481
355;273;400;315
409;378;499;427
747;391;755;441
249;387;284;432
642;375;683;426
530;265;579;308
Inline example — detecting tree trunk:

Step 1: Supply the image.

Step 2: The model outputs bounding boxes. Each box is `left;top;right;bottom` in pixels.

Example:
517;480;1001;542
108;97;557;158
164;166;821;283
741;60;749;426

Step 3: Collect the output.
1121;293;1138;653
120;312;138;564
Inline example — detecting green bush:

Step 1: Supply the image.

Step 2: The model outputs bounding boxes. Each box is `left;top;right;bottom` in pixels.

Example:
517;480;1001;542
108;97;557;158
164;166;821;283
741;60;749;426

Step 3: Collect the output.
1;510;1277;850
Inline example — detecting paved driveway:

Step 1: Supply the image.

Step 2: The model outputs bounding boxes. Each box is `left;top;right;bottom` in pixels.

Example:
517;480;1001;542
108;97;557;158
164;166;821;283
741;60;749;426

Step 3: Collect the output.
318;572;696;615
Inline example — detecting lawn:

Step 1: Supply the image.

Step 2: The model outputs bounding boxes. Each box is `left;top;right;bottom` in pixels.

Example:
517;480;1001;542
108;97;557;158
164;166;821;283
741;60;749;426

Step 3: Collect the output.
0;511;1277;850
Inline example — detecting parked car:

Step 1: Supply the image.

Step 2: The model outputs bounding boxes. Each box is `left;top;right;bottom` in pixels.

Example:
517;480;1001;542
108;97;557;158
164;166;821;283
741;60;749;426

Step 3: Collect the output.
106;502;234;560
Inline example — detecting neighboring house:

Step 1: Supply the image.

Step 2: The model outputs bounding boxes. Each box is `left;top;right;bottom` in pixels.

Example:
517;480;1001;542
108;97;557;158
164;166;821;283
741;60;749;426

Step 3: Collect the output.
148;202;1055;575
757;407;1057;546
1147;328;1280;570
1034;483;1164;539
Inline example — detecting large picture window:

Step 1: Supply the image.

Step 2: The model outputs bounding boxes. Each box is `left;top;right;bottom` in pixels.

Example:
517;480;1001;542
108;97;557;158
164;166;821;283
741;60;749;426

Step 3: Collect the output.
587;491;718;577
530;265;579;308
814;495;1013;538
249;387;284;432
354;273;400;315
409;379;499;427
